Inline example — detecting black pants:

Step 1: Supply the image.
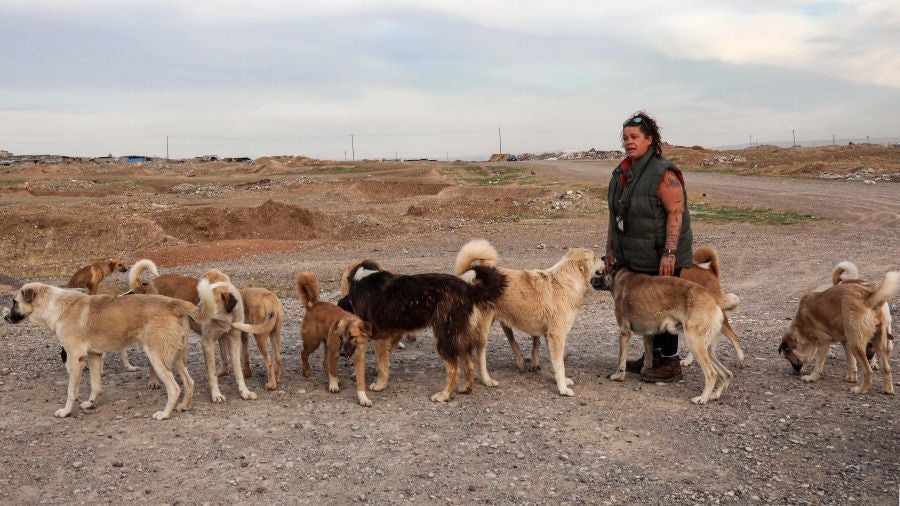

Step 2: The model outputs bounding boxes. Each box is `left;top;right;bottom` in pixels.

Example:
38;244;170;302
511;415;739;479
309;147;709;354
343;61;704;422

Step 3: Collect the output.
632;267;681;357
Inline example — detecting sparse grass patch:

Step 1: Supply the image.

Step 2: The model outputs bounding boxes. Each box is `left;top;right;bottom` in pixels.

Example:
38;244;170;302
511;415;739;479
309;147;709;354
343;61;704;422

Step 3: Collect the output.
689;202;815;225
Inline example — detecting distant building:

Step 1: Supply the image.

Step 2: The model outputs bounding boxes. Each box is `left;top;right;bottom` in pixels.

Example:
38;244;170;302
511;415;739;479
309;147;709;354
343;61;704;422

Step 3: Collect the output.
0;150;11;158
127;156;147;163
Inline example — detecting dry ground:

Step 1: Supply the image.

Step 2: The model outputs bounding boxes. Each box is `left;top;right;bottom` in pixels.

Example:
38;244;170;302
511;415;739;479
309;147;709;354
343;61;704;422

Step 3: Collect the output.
0;150;898;505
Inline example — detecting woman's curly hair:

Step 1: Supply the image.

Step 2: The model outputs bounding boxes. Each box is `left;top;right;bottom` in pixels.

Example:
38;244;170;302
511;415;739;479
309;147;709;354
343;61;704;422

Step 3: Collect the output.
622;111;663;157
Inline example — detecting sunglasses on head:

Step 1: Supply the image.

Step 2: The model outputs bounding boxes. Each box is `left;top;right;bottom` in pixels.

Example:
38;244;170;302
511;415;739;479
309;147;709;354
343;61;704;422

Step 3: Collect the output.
623;116;643;127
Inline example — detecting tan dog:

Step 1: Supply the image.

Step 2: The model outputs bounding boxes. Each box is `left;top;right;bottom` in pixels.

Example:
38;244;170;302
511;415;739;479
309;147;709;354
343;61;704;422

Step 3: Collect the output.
779;265;897;395
230;287;285;391
592;267;732;404
297;272;373;406
3;281;224;420
679;246;745;368
191;270;258;403
202;269;285;392
454;239;602;397
831;261;894;370
65;258;137;372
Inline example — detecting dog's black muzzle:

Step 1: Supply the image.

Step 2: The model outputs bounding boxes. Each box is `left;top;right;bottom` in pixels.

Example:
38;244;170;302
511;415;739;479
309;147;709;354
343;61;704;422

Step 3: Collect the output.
4;303;24;323
340;341;356;360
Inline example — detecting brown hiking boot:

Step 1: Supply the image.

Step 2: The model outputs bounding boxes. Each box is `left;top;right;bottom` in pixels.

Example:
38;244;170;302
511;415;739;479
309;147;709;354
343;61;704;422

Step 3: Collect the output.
640;356;684;383
626;350;662;373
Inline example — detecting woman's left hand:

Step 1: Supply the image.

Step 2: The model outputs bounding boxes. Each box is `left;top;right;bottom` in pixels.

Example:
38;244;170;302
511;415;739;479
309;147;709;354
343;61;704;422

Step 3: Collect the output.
659;254;676;276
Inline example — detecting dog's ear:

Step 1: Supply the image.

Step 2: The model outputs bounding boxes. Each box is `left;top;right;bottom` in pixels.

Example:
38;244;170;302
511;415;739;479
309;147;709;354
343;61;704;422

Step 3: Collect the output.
21;287;35;303
359;321;373;336
222;292;238;313
329;319;348;337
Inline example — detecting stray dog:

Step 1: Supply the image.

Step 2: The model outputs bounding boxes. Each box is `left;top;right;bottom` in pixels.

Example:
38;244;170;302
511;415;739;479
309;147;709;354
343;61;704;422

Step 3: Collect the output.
679;246;745;368
3;281;224;420
831;261;894;370
340;263;417;348
454;239;601;396
229;287;285;391
592;266;732;404
779;264;897;395
66;258;128;295
127;259;200;304
339;259;505;402
64;258;137;372
203;269;284;391
297;272;373;406
192;270;258;403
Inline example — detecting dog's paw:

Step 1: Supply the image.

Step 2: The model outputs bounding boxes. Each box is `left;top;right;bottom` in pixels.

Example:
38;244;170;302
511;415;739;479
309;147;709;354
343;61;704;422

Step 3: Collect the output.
397;341;406;349
357;393;373;407
526;363;541;372
241;390;258;401
458;385;473;395
148;380;161;390
430;391;451;402
609;371;626;382
801;374;819;383
79;400;97;410
481;378;500;388
266;381;277;391
212;393;226;404
176;403;192;412
328;383;340;394
565;377;574;386
124;365;140;372
54;408;72;418
216;368;229;377
151;411;170;421
369;382;387;392
558;387;575;397
849;386;866;394
843;374;858;383
690;396;707;405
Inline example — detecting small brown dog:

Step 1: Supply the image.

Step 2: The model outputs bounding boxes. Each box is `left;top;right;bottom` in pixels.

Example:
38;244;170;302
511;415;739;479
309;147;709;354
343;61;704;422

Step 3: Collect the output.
298;272;373;406
66;259;128;295
780;264;897;395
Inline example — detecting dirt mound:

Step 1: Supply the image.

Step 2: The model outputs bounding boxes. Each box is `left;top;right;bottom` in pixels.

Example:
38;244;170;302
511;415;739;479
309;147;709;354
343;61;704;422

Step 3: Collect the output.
135;239;299;267
348;180;452;202
154;200;335;242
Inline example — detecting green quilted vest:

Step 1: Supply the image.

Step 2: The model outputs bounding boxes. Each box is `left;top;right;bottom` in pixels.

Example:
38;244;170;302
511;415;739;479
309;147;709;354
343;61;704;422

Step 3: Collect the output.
607;150;693;272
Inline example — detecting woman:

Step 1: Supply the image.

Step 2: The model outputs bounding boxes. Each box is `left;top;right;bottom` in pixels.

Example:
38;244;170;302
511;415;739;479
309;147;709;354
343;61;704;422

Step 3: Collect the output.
605;111;693;382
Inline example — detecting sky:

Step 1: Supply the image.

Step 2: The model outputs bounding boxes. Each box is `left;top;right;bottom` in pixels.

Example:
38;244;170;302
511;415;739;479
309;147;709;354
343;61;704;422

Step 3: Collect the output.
1;0;899;160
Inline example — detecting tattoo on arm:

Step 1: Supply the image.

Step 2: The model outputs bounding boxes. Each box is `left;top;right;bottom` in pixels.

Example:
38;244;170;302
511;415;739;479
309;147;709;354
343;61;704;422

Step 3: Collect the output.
666;213;682;250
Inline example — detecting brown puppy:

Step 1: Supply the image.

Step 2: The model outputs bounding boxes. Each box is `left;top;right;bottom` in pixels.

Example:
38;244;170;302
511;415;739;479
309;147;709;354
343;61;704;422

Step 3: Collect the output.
297;272;373;406
454;239;602;396
679;246;745;368
592;266;732;404
65;259;137;372
779;265;897;395
66;259;128;295
3;280;226;420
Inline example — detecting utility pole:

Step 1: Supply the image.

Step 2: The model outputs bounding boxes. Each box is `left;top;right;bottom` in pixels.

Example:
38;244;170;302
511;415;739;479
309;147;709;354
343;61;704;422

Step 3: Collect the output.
832;133;835;146
166;136;169;161
498;126;502;154
749;133;752;147
351;134;355;161
344;151;347;161
792;130;796;147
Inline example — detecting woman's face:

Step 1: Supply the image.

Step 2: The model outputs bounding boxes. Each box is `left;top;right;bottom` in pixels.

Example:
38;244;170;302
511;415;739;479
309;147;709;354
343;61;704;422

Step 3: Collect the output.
622;126;652;160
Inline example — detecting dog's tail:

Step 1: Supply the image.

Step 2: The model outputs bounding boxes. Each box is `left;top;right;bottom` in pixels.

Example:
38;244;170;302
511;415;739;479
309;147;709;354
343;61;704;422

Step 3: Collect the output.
454;239;498;276
832;261;860;285
867;271;900;310
128;259;159;291
465;265;507;306
692;246;721;277
232;313;277;334
203;268;231;285
720;292;741;311
296;271;319;308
